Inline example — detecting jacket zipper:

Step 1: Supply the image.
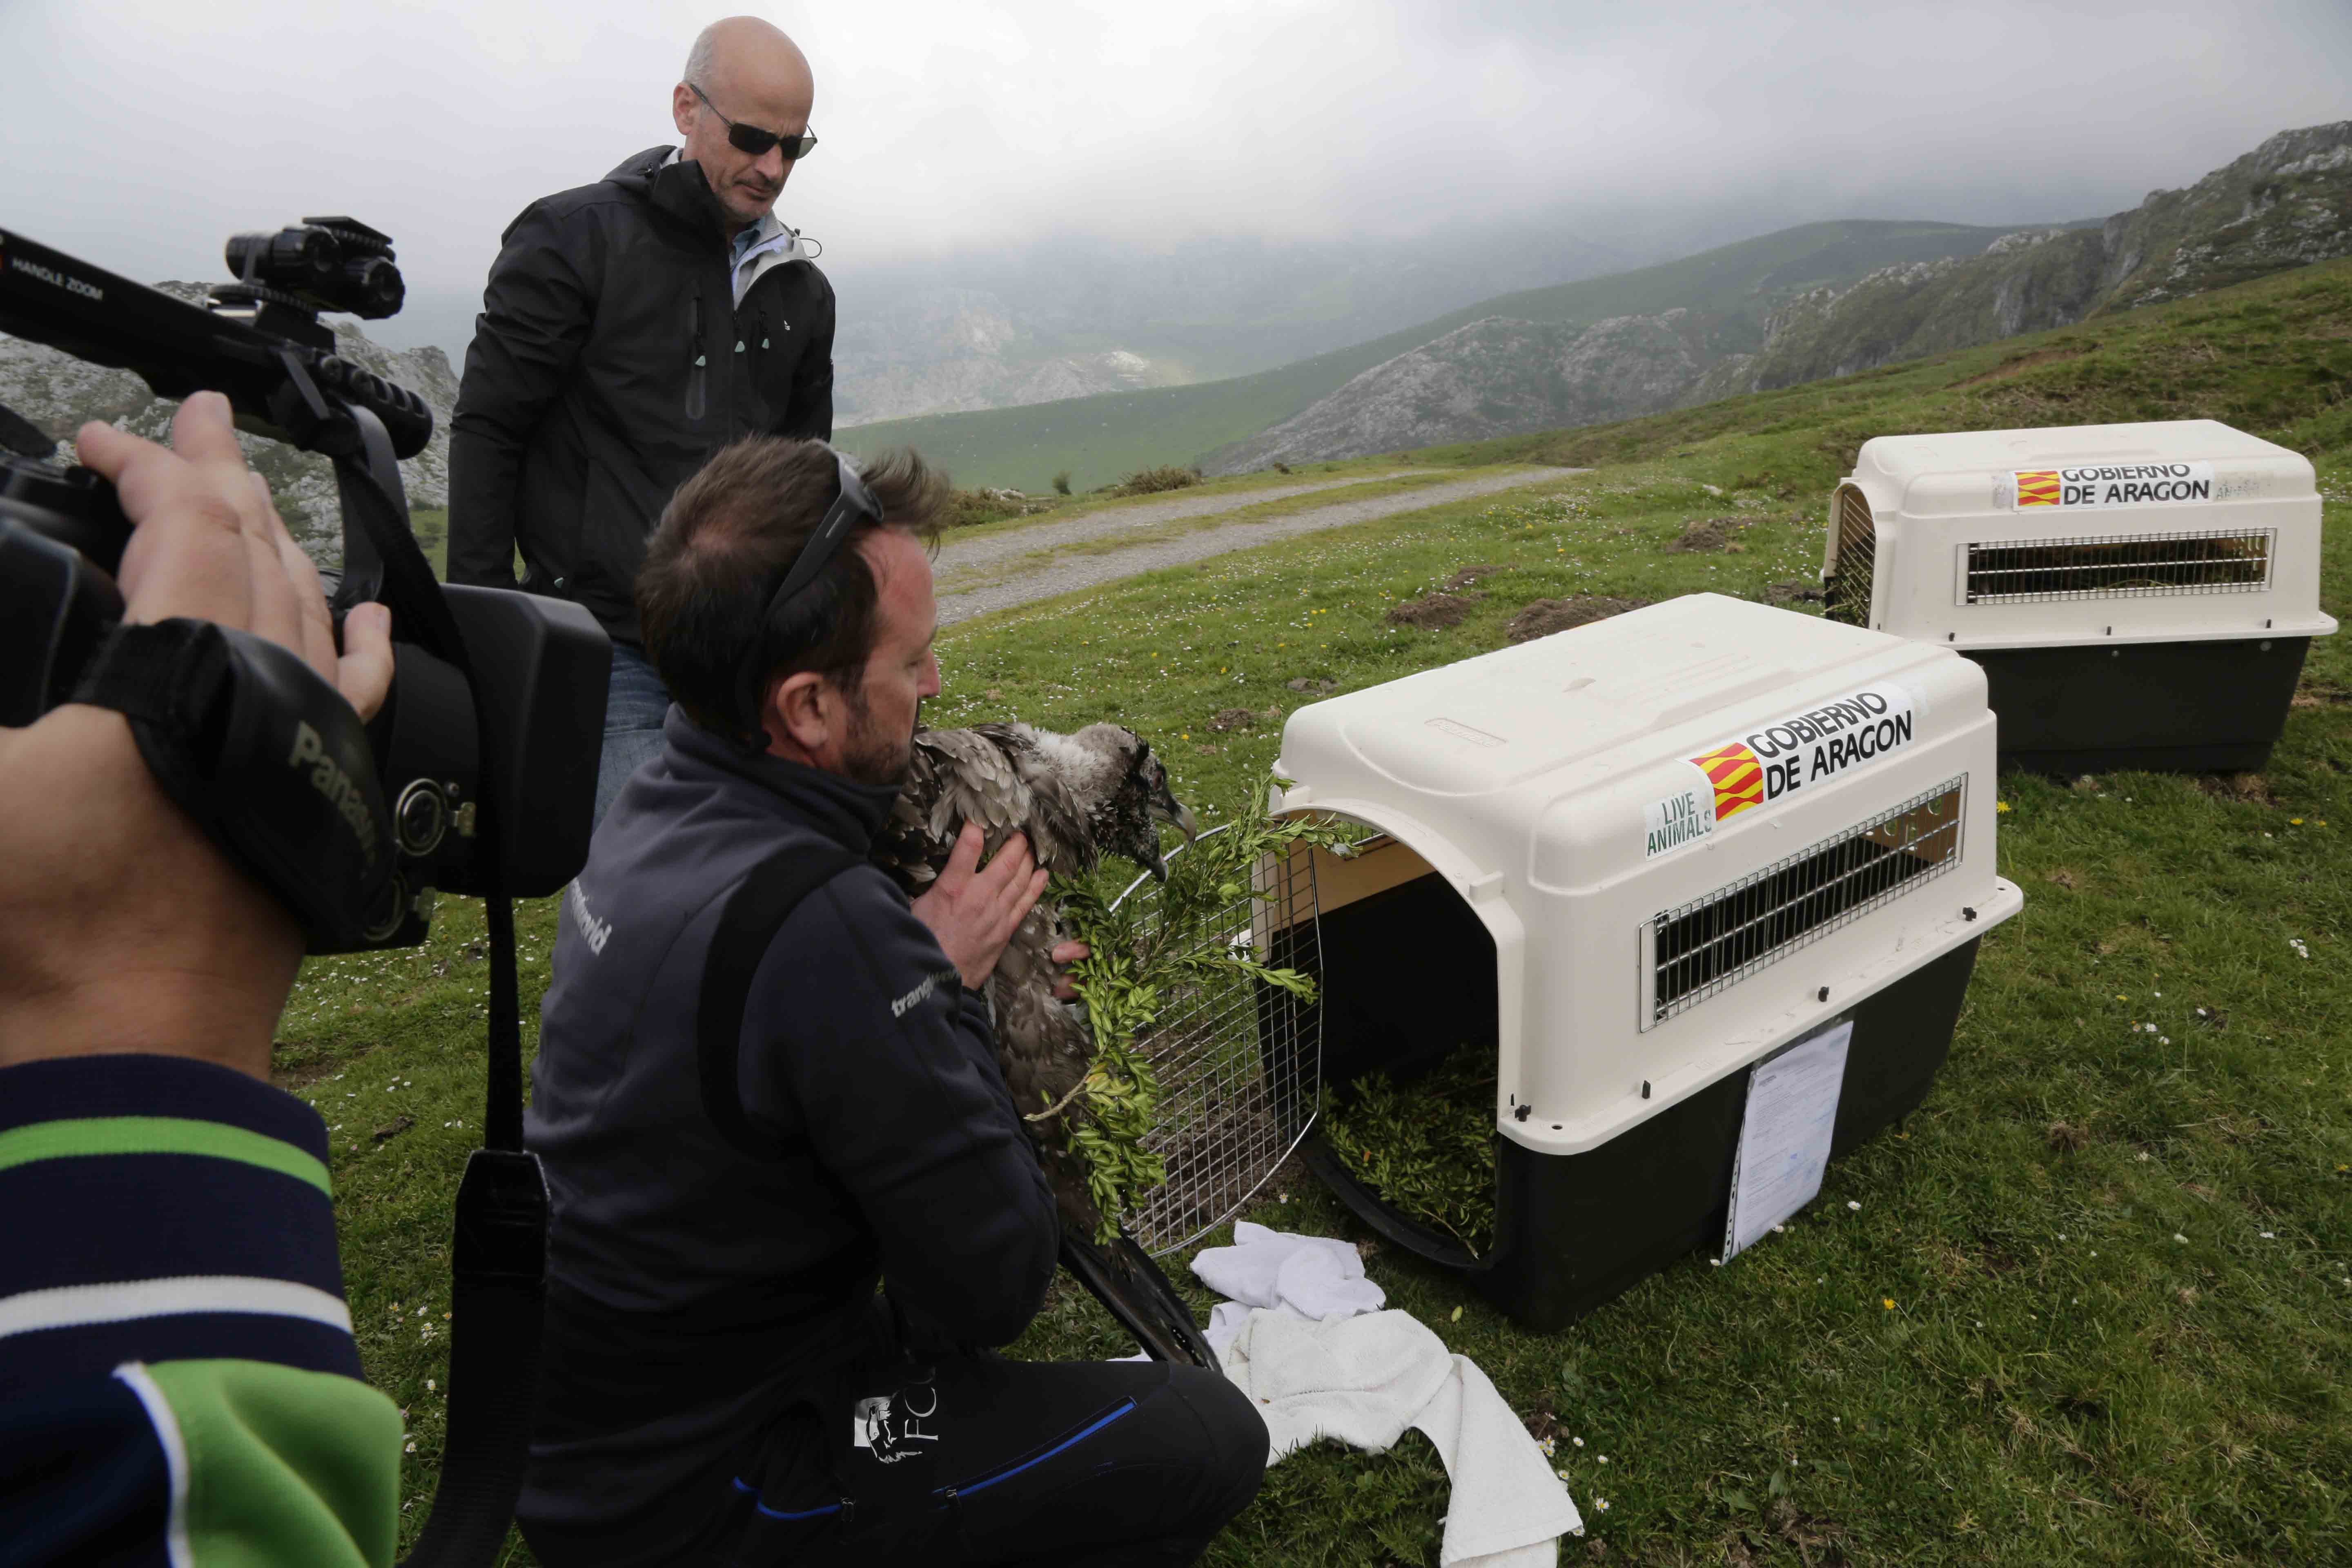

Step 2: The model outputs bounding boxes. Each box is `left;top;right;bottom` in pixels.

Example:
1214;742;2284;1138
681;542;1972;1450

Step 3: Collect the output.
686;288;708;420
933;1396;1138;1500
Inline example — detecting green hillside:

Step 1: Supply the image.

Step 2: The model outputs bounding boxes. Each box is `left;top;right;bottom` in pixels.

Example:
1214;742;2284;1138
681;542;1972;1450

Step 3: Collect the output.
1420;254;2352;488
837;219;2023;492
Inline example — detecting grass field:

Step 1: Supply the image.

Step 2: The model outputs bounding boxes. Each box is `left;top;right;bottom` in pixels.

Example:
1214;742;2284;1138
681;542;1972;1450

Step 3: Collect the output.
296;258;2350;1564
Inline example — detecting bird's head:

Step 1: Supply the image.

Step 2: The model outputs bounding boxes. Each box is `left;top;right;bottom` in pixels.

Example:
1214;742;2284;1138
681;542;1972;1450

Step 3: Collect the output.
1069;723;1197;881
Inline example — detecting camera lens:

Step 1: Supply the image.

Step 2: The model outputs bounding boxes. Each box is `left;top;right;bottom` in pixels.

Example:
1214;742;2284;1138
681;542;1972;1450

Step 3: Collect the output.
394;778;450;857
362;870;410;945
341;256;406;318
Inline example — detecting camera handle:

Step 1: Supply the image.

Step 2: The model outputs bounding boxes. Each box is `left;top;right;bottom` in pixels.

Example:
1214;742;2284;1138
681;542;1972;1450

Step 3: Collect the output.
294;390;546;1565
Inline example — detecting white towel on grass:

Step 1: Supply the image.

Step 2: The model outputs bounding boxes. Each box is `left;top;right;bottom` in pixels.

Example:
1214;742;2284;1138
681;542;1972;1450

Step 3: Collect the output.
1187;1224;1578;1567
1219;1306;1581;1568
1192;1220;1387;1322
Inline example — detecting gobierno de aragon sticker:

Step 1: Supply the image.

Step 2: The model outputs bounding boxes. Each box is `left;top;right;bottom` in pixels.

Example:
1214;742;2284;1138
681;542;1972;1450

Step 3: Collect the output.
2012;462;2214;509
1644;683;1918;858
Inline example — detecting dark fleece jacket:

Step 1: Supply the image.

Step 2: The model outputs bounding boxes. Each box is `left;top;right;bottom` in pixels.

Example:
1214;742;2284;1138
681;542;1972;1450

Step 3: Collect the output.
519;709;1058;1544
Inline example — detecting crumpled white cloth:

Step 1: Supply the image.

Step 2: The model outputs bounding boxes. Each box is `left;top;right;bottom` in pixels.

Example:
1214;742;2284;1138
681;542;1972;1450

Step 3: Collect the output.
1189;1224;1579;1568
1191;1219;1388;1323
1220;1307;1581;1568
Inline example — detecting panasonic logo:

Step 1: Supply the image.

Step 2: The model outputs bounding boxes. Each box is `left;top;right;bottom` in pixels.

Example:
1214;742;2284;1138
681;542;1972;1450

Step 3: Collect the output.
7;255;104;302
287;722;379;863
567;880;612;956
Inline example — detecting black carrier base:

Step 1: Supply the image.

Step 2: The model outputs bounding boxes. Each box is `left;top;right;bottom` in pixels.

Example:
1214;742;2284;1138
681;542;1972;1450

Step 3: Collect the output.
1303;860;1981;1330
1964;636;2311;777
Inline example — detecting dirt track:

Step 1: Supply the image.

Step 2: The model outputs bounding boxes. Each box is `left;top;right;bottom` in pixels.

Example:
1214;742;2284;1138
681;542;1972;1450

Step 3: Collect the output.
936;468;1584;626
934;470;1434;575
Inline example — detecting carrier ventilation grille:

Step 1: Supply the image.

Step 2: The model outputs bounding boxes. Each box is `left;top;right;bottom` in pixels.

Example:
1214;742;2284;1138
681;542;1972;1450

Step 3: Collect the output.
1962;529;2275;604
1822;484;1877;626
1646;777;1965;1025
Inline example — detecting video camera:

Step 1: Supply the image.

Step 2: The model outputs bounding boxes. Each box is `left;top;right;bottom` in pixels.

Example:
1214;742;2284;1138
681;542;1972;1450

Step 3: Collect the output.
0;218;608;950
2;218;603;1565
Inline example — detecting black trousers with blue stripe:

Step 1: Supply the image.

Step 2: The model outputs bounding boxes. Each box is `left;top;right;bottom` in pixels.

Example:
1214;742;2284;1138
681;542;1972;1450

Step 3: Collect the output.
523;1354;1268;1567
716;1355;1266;1566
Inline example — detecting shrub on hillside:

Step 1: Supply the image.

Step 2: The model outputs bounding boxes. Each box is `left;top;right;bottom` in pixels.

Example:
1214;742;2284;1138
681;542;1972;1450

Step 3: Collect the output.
1111;464;1202;497
943;486;1053;529
1051;470;1072;496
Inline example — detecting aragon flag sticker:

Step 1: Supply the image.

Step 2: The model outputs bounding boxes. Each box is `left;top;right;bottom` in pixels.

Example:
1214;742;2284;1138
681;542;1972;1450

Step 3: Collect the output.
1693;742;1765;820
1646;683;1919;856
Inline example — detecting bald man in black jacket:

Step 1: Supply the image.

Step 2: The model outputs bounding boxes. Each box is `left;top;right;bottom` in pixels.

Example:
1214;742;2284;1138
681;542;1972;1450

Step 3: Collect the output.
448;17;835;824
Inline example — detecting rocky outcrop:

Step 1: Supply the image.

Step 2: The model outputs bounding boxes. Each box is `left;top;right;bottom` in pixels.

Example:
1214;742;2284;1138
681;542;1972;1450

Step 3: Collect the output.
1206;310;1713;472
0;282;457;565
839;345;1160;425
1699;120;2352;399
831;285;1163;425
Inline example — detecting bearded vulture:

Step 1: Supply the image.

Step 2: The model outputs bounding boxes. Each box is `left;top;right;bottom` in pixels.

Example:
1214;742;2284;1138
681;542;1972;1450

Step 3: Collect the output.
873;721;1212;1363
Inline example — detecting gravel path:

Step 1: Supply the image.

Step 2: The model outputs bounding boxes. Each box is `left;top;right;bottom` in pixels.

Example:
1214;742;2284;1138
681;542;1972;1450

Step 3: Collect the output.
935;470;1434;575
938;467;1584;626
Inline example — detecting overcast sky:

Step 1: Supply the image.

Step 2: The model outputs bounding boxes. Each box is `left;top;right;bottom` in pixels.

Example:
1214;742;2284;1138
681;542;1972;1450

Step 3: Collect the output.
6;0;2349;350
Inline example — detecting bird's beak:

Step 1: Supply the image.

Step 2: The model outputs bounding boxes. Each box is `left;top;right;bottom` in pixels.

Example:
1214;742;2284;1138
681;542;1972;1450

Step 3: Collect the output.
1152;785;1198;845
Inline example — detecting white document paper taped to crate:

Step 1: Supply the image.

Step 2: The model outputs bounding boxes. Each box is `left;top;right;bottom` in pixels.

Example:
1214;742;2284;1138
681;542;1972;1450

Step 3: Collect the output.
1722;1020;1853;1263
1823;419;2336;651
1271;592;2021;1160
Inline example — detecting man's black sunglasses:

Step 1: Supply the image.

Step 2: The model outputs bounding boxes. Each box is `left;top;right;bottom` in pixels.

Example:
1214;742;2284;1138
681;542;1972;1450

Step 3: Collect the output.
690;82;819;161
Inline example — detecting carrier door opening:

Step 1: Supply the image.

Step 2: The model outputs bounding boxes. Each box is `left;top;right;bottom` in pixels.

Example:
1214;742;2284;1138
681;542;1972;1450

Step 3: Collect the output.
1282;827;1501;1268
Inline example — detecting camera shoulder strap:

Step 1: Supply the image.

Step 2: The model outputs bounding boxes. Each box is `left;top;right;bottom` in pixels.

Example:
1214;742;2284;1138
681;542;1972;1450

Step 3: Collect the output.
697;842;864;1159
69;617;394;949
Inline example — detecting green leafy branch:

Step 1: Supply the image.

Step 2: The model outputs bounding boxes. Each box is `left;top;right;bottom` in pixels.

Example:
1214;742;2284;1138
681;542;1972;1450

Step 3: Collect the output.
1318;1040;1498;1257
1046;782;1357;1242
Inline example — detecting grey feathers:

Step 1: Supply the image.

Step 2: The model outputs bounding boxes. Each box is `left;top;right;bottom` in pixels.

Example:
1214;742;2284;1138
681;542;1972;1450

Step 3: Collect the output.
872;720;1196;1235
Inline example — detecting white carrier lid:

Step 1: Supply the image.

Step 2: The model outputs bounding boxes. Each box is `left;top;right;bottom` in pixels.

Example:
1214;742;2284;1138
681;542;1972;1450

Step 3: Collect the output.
1276;594;1976;825
1275;594;2018;1155
1851;419;2312;500
1840;419;2334;650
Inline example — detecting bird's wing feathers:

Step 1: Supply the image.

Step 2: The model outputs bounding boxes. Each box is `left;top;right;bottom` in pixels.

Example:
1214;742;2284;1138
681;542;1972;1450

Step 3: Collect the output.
869;720;1160;1234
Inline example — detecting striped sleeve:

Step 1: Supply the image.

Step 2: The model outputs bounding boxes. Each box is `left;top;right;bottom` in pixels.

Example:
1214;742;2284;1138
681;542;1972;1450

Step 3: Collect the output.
0;1054;400;1566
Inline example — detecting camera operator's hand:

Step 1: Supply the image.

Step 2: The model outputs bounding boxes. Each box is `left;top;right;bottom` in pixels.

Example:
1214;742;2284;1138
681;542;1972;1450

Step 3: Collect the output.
0;392;393;1082
913;823;1051;991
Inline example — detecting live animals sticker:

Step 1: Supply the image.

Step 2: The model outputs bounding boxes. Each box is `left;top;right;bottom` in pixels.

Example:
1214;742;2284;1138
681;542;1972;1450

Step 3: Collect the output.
1645;763;1718;859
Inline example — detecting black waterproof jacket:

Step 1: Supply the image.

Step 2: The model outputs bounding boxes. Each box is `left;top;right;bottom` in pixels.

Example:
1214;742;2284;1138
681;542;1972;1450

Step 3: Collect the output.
519;709;1059;1546
447;147;836;646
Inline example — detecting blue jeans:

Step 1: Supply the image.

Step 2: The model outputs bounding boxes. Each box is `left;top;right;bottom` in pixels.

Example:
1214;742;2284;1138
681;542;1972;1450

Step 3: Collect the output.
595;642;673;827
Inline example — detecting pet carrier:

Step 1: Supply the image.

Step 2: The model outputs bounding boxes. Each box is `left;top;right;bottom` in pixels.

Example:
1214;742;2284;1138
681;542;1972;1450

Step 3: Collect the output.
1263;592;2021;1330
1822;419;2336;775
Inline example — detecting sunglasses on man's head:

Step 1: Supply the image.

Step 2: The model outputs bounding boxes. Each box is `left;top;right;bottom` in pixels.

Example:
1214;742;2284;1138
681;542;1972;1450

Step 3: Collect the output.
690;82;819;161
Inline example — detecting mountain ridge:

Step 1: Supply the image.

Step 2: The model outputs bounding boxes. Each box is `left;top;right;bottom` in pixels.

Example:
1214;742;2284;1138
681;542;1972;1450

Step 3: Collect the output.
837;218;2026;491
1208;120;2352;472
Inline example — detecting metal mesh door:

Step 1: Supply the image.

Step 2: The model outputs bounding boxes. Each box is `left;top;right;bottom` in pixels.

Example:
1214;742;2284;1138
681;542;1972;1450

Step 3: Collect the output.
1109;826;1324;1256
1823;483;1877;626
